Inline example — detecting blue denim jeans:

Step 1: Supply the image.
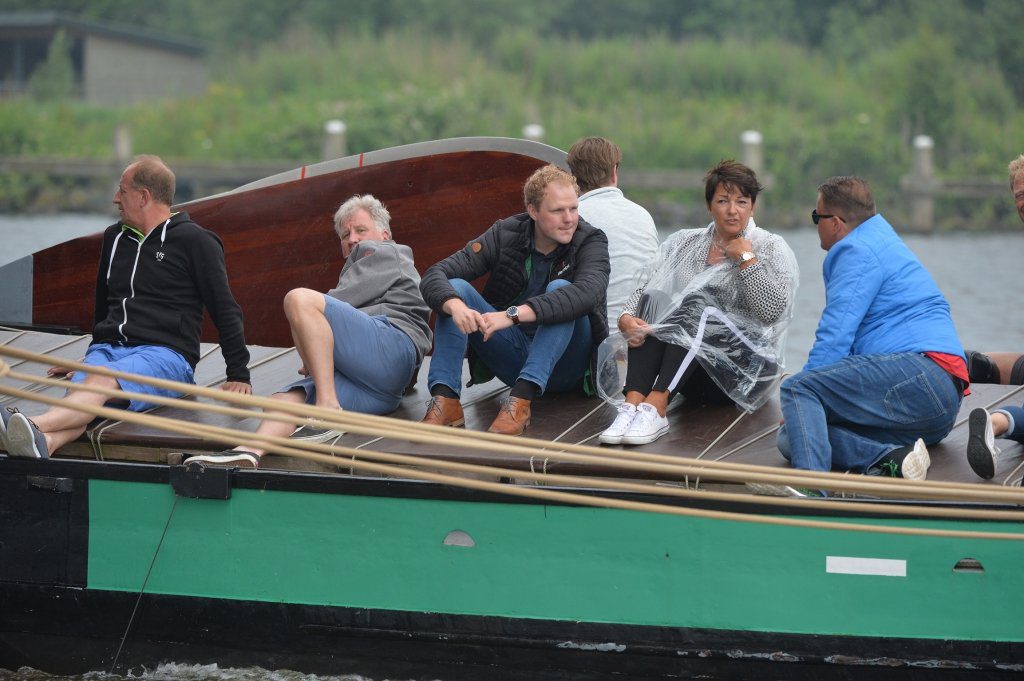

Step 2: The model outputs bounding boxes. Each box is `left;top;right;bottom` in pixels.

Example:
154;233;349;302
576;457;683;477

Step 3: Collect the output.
994;404;1024;444
777;353;961;472
427;278;592;396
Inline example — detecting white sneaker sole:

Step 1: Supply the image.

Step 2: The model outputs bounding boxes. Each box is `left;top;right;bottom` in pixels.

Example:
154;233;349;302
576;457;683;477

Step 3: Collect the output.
621;424;670;446
6;412;47;459
184;452;259;469
966;408;998;480
900;439;931;481
598;432;625;445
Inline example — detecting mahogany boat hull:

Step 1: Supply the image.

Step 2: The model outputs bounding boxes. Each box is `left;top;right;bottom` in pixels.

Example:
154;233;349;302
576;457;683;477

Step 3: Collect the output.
29;137;564;347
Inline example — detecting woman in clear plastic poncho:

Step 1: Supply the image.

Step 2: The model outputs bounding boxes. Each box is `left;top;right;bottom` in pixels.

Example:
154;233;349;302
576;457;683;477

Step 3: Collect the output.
597;160;799;446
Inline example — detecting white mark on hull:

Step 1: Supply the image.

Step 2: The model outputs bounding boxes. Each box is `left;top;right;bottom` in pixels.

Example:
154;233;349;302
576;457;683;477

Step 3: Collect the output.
826;555;906;577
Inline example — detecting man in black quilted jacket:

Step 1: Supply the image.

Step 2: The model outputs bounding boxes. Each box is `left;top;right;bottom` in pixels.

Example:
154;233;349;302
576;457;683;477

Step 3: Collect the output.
419;165;609;436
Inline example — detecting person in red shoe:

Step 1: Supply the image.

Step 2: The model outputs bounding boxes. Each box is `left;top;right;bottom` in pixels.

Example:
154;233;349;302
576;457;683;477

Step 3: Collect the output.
419;165;609;436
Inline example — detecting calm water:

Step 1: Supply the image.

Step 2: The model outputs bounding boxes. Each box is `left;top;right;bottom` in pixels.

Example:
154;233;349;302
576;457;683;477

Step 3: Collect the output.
1;216;1022;681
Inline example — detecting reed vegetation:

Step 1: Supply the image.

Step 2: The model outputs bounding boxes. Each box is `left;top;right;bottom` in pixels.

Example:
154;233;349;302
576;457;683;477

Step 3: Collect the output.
2;23;1021;226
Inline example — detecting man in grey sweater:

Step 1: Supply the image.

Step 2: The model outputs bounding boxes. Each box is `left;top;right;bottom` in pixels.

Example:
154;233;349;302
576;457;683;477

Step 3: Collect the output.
185;194;432;468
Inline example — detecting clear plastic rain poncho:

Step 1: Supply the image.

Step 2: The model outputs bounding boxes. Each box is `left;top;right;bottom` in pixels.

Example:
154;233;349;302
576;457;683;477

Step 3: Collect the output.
596;219;799;412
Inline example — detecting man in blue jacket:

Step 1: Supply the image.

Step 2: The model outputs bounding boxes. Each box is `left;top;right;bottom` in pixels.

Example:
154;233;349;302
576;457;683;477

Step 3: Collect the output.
774;176;967;489
419;165;610;436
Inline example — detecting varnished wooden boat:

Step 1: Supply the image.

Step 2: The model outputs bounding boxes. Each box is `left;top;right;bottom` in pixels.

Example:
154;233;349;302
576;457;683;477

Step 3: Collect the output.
2;138;1024;680
29;137;562;347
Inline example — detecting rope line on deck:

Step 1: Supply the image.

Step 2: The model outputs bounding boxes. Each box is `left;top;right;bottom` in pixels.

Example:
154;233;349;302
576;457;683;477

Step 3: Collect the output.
0;368;1022;541
1;345;1022;503
2;348;1024;532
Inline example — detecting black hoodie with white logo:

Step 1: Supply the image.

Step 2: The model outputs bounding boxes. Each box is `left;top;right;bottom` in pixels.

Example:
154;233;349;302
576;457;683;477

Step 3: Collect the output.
91;212;250;383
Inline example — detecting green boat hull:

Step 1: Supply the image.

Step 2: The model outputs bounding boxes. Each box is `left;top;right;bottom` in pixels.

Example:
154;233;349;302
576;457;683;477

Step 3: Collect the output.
2;457;1023;679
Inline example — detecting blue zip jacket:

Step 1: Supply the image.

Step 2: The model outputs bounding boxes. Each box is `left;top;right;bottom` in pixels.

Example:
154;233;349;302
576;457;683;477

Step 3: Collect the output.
805;213;964;370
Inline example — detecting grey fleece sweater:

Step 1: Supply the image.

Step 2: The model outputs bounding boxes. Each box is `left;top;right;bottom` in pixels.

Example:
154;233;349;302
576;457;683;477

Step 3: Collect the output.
327;240;432;362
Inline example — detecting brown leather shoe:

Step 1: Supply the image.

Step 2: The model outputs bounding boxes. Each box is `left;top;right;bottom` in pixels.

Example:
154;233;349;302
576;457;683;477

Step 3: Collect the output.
421;395;465;427
488;397;531;436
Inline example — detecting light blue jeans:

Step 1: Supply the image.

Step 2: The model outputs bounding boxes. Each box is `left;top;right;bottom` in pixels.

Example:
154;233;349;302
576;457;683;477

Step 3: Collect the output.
427;278;592;396
777;353;961;472
72;343;194;412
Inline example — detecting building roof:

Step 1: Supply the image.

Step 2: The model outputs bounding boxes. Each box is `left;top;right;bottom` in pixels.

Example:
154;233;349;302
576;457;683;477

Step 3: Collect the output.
0;11;205;56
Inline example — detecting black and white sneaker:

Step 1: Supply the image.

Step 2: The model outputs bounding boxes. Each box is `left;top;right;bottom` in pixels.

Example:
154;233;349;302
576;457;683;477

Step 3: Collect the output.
966;407;1000;480
183;450;259;469
6;412;50;459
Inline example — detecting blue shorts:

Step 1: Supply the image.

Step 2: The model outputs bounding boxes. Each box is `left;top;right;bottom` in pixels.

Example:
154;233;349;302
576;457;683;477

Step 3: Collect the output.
281;295;417;415
71;343;195;412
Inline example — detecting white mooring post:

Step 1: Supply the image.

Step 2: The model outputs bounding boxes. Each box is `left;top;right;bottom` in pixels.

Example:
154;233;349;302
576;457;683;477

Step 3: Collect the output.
522;123;545;143
322;120;348;161
740;130;764;178
910;135;936;232
113;123;133;164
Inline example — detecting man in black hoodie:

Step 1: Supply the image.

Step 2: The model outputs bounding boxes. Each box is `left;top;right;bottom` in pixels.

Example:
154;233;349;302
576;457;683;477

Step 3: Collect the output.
2;155;250;459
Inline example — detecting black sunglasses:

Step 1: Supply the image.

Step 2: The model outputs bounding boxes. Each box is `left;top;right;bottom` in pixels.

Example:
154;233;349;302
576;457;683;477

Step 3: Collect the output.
811;209;844;225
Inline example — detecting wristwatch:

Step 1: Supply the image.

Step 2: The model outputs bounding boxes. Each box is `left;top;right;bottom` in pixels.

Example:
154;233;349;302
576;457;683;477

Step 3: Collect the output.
739;251;756;263
505;305;520;325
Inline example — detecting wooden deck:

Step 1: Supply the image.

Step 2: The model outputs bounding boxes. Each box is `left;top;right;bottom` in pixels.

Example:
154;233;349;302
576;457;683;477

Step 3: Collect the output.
2;326;1023;489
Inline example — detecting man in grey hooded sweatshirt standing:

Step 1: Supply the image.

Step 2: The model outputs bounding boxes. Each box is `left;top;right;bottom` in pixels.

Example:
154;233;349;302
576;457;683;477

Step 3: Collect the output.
186;194;432;469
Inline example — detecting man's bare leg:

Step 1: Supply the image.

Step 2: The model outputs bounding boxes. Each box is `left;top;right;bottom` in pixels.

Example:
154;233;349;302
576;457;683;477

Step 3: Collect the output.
30;374;120;454
283;288;341;410
232;389;307;459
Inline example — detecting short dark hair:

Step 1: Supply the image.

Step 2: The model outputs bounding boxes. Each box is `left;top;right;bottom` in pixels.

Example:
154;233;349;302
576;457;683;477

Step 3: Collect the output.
817;176;877;226
129;155;175;205
566;137;621;193
703;159;764;205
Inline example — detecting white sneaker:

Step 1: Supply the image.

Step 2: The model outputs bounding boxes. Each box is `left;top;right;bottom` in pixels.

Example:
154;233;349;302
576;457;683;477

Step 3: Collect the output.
901;438;931;481
599;403;638;445
620;403;669;446
966;407;1000;480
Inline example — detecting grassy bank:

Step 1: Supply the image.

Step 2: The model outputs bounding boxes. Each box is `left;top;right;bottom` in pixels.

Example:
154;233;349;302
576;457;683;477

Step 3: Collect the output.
2;27;1021;228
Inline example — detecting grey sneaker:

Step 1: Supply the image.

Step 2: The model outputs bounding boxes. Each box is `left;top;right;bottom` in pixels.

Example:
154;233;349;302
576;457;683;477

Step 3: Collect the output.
0;407;17;452
290;424;345;442
620;403;669;445
966;407;999;480
599;403;638;445
6;412;49;459
183;450;259;469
